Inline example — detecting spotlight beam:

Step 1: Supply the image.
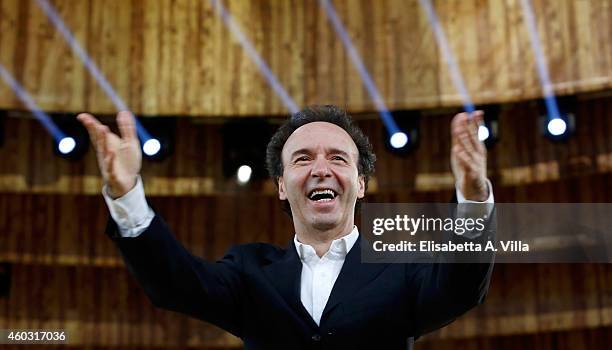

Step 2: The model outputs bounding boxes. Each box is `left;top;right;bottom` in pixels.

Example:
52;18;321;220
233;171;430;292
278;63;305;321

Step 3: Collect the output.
318;0;399;134
34;0;152;141
519;0;561;120
209;0;299;114
418;0;475;115
0;63;66;142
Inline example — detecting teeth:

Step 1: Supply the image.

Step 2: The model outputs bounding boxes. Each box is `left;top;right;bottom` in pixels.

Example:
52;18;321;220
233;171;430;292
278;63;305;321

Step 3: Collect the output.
309;189;336;199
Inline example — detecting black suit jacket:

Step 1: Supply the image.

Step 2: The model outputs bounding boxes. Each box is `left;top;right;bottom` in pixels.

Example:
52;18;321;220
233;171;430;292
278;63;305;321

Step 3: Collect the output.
107;214;493;349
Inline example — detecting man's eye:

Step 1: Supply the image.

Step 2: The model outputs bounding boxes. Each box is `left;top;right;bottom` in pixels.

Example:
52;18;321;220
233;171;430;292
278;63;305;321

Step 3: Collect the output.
331;156;347;162
295;156;310;162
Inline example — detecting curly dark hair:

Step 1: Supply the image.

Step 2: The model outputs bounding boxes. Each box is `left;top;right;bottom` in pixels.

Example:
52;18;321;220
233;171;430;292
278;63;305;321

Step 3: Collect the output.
265;105;376;216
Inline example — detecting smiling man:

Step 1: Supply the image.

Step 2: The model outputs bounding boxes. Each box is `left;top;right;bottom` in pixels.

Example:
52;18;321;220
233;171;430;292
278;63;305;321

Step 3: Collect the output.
78;105;494;349
276;121;366;255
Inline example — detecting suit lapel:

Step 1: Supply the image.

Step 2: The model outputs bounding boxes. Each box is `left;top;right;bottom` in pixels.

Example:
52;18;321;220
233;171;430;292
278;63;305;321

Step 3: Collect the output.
320;237;390;323
263;240;319;330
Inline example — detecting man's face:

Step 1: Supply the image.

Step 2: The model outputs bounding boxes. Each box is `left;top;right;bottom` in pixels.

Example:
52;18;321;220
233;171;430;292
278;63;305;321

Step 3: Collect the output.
278;122;365;233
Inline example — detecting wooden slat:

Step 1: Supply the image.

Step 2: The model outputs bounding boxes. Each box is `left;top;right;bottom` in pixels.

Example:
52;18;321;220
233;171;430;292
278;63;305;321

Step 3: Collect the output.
0;264;241;347
0;0;611;115
417;327;612;349
1;263;611;346
2;171;612;267
1;93;612;195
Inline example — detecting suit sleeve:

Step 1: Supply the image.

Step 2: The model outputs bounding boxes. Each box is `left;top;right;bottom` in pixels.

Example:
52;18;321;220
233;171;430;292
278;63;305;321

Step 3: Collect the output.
106;213;244;337
405;206;496;337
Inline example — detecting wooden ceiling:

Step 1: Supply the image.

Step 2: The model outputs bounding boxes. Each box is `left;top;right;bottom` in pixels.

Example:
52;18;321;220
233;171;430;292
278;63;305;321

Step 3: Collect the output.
0;0;610;116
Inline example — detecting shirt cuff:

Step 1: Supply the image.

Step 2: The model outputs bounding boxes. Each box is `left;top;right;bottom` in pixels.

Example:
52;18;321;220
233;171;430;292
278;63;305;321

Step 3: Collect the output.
454;179;494;239
102;176;154;238
456;178;494;204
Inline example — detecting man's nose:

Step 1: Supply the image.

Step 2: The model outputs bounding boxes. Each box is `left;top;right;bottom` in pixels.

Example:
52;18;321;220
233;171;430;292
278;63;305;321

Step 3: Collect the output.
310;157;332;178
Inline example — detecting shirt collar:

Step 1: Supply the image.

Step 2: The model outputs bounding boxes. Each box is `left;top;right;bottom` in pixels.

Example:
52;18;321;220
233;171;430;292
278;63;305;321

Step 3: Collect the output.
293;226;359;261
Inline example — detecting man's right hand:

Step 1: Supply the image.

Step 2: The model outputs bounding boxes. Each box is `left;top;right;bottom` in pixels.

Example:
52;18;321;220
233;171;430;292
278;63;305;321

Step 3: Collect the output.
77;111;142;198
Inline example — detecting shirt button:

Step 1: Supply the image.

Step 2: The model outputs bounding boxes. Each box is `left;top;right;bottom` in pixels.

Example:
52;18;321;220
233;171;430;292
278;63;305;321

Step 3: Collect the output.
311;334;321;341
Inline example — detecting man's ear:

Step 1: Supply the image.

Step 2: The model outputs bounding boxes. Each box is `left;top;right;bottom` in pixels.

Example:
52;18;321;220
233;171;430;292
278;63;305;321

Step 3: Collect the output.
357;175;366;199
278;176;287;200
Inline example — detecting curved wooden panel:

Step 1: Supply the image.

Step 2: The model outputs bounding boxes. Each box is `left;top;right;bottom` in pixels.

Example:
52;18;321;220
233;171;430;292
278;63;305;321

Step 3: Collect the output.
0;264;241;347
1;94;612;195
1;177;612;347
0;0;610;115
1;170;612;267
1;259;611;345
417;327;612;350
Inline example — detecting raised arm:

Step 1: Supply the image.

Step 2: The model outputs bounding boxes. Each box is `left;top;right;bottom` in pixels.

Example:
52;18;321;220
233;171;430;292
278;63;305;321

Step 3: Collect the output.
77;112;244;336
409;111;495;336
451;111;489;202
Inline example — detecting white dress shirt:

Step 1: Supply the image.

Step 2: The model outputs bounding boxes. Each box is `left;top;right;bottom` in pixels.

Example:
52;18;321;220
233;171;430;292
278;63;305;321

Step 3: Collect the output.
102;177;494;325
294;227;359;325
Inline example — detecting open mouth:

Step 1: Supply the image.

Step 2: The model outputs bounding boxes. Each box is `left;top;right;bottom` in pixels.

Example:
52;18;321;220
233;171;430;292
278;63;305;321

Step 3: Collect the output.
308;189;338;202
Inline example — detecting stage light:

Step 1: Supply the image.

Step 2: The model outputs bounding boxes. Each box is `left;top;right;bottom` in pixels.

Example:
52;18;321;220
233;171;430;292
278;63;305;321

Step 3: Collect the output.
319;0;401;143
538;97;575;142
476;105;500;148
419;0;475;115
541;113;574;141
520;0;572;142
36;0;153;143
58;136;76;154
478;121;499;149
547;118;566;136
0;64;69;150
0;64;90;159
237;165;253;184
138;117;174;161
384;111;420;156
52;115;89;160
142;138;161;156
222;119;272;183
390;132;408;149
478;125;490;141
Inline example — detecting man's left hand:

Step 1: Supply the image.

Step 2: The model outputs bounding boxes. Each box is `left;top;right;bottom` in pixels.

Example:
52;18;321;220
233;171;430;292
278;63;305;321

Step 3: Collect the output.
450;111;489;202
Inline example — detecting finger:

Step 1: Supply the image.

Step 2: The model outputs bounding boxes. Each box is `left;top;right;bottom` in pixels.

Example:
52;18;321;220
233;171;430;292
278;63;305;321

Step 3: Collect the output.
459;138;486;172
116;111;137;141
453;111;483;156
77;113;103;145
77;113;103;128
455;148;482;175
467;111;484;152
96;125;111;158
451;112;468;131
457;125;478;159
105;150;116;181
471;110;484;124
451;112;469;145
455;149;471;168
454;147;471;170
95;125;105;157
469;111;486;153
451;112;474;135
92;125;110;178
101;125;111;155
